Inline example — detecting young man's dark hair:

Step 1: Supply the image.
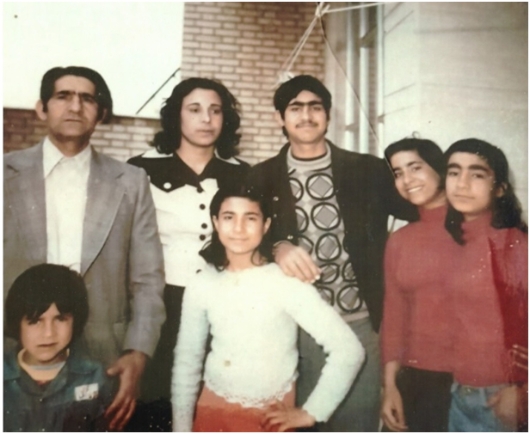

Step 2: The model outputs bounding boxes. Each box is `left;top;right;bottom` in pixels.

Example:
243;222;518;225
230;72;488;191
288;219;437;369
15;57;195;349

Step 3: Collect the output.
444;138;527;244
273;74;332;119
40;66;113;123
153;77;241;159
5;264;89;341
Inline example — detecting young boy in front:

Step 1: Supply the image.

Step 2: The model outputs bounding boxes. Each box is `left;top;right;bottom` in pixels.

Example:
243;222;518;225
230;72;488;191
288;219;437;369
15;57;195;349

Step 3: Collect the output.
4;264;115;432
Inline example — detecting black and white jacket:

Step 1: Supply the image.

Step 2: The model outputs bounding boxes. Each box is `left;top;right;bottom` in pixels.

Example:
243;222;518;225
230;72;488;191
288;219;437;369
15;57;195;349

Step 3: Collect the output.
129;149;250;287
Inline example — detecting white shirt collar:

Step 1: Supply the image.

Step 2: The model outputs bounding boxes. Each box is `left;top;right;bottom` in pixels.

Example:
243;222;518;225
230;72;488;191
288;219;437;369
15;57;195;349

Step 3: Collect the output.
42;137;92;178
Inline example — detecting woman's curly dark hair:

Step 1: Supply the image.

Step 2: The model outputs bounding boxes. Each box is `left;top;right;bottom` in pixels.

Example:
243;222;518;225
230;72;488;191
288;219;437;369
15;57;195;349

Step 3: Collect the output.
153;77;241;159
444;138;527;244
200;185;274;271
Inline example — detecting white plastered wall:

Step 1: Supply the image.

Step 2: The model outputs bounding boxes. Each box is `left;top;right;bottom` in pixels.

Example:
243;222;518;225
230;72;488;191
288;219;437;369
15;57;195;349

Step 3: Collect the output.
383;2;528;215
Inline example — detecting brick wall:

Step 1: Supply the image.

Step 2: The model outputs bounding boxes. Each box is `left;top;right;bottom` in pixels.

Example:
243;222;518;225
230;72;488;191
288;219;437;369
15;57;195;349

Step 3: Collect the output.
4;3;326;165
182;2;326;165
4;108;157;162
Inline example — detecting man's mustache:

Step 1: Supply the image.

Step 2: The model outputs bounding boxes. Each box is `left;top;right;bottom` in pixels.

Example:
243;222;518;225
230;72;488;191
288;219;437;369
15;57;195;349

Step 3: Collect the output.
296;122;318;128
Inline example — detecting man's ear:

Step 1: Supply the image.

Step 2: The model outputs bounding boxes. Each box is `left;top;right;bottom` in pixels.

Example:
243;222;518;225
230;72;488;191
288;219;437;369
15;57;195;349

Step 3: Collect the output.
35;100;47;121
274;110;284;128
495;182;507;198
263;217;272;234
97;108;108;125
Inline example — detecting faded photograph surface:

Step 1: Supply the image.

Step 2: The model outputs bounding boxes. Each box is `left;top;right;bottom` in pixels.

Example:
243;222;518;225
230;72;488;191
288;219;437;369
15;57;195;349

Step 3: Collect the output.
3;2;528;432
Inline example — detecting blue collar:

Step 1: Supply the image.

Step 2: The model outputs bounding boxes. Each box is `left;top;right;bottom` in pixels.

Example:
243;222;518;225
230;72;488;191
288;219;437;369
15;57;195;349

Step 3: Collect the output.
4;345;99;381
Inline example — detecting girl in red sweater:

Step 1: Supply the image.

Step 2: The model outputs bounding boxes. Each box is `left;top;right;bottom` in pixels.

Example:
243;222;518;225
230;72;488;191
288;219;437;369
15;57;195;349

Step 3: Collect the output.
444;139;527;432
381;138;458;432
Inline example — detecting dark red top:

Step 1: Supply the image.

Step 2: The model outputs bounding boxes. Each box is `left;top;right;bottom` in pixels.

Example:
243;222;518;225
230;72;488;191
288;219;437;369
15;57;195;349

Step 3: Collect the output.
381;205;459;372
451;213;527;386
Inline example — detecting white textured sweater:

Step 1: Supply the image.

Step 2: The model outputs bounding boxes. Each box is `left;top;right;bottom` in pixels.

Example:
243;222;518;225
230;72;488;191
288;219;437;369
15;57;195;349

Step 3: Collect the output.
171;263;365;432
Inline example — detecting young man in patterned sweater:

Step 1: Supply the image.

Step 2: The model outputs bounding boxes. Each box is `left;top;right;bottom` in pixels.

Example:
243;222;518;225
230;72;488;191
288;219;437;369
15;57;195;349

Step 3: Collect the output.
249;75;417;432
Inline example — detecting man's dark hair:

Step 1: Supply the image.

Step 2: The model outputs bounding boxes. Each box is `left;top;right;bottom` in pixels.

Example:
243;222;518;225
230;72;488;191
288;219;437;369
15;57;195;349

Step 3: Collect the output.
153;77;241;158
385;137;445;182
200;185;274;270
444;138;527;244
40;66;113;123
273;75;332;119
5;264;89;341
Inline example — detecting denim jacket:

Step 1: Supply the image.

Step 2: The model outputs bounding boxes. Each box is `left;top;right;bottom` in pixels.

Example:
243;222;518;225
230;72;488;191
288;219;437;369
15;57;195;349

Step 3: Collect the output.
4;347;115;432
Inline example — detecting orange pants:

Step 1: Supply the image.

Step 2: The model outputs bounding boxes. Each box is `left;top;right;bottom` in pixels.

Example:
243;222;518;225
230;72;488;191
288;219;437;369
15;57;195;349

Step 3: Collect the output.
193;385;295;432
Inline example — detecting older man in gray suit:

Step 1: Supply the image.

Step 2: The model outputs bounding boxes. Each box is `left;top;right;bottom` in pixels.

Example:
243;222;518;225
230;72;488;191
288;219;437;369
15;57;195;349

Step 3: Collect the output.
4;66;165;430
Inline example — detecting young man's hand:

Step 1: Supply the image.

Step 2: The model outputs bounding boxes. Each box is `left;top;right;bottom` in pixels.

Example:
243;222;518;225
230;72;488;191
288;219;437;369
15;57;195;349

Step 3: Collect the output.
105;350;147;431
262;400;316;431
273;241;321;283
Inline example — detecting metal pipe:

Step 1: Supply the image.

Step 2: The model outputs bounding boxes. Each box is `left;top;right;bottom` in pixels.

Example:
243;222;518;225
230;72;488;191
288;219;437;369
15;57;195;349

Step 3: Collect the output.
359;5;369;153
344;2;355;151
376;4;385;157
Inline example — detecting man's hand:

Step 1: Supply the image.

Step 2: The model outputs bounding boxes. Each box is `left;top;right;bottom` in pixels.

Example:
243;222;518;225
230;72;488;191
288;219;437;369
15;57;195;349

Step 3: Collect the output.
262;400;316;431
273;241;321;283
105;350;147;431
488;385;518;430
381;384;408;432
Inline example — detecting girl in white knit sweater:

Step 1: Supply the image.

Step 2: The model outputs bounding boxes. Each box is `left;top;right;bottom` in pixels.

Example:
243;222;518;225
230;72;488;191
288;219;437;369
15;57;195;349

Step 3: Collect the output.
171;186;364;432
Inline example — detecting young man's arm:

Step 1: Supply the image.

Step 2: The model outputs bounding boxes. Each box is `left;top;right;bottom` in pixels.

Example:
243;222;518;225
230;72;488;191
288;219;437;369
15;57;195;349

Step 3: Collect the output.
272;241;321;283
247;161;321;283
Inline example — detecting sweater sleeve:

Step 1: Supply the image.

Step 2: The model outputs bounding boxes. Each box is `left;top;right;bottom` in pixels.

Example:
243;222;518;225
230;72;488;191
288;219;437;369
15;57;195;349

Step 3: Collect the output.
280;276;365;422
380;234;407;365
489;229;528;383
171;277;210;432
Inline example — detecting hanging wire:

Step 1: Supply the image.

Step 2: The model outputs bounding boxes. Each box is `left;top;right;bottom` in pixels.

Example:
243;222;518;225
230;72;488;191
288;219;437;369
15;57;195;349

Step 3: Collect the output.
272;2;331;88
273;0;386;157
136;67;181;115
317;8;381;150
272;18;317;88
324;2;384;14
283;18;318;73
275;1;384;83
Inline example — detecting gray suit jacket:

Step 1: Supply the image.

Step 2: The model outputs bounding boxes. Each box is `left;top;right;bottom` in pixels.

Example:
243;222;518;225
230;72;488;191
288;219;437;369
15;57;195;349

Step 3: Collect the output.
4;142;165;366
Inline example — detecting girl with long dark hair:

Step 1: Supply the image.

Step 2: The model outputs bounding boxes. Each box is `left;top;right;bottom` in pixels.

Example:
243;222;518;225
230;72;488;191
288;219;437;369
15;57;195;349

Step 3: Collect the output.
444;138;527;431
171;186;364;432
380;138;458;432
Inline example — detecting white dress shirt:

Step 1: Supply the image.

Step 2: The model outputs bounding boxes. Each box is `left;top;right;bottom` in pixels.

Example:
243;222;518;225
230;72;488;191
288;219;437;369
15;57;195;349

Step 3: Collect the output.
43;137;91;273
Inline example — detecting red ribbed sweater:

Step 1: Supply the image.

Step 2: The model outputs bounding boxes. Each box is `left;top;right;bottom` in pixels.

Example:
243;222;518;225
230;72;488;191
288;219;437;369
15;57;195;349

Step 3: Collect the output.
381;205;458;372
450;213;527;386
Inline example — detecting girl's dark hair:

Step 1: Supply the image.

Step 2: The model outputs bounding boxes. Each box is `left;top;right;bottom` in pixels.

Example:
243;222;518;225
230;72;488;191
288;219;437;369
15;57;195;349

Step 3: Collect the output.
5;264;89;341
153;77;241;158
384;137;445;180
200;185;273;270
444;138;527;244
